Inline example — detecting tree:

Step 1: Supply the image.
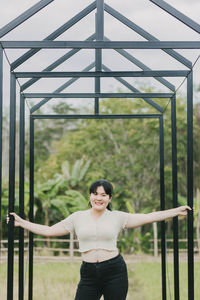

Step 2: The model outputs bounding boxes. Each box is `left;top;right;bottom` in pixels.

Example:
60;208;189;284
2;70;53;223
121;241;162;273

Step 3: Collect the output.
26;102;78;172
35;158;91;228
38;98;163;213
61;158;91;189
31;93;200;252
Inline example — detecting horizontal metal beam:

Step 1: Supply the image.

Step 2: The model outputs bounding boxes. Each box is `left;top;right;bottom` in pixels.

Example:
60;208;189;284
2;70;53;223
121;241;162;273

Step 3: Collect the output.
30;62;95;113
0;0;54;38
31;114;161;119
102;64;164;113
149;0;200;34
104;37;175;92
15;70;189;78
29;64;165;114
24;92;173;98
2;41;200;49
20;34;95;91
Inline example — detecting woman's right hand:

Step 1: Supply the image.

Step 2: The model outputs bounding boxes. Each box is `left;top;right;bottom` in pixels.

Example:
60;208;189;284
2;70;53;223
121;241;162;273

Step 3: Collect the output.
7;212;23;227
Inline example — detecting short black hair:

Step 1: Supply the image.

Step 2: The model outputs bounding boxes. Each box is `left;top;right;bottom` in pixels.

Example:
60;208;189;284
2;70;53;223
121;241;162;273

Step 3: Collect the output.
89;179;113;210
89;179;113;197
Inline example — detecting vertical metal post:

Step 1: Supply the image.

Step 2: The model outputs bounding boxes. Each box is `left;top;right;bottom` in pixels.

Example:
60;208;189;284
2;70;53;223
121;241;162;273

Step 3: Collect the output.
187;71;194;300
28;115;34;300
95;0;104;114
19;94;25;300
0;46;3;245
159;115;166;300
7;72;16;300
171;95;179;300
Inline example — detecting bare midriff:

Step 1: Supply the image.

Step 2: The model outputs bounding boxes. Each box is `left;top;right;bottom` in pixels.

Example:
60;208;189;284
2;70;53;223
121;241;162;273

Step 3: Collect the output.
81;248;119;262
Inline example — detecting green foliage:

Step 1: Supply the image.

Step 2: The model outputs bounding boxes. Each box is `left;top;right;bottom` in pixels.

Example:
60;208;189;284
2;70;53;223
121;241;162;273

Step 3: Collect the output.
41;98;163;214
61;158;91;188
28;102;77;171
26;93;200;252
34;158;90;226
118;230;135;253
63;190;89;212
2;89;200;252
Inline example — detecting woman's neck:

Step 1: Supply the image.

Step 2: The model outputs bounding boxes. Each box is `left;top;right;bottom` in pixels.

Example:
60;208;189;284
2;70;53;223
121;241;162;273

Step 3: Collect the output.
90;207;107;217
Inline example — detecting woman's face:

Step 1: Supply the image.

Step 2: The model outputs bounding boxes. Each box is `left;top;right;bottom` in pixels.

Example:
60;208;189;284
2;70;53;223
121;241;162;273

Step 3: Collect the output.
90;186;111;211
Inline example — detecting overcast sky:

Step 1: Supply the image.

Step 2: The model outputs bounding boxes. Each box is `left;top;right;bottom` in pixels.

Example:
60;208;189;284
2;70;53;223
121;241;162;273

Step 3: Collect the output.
0;0;200;112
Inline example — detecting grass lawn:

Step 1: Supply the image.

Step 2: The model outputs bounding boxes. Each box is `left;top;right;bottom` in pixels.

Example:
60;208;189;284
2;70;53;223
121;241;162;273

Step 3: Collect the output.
1;258;200;299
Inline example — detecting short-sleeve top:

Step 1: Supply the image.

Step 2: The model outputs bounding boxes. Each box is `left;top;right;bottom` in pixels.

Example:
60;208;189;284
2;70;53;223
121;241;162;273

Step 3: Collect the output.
61;209;129;252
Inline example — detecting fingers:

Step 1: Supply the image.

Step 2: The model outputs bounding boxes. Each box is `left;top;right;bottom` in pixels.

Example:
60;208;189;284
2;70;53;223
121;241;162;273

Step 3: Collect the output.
186;206;192;210
179;206;193;217
9;212;16;216
6;213;11;224
181;205;192;211
177;206;192;218
6;214;10;224
6;212;15;224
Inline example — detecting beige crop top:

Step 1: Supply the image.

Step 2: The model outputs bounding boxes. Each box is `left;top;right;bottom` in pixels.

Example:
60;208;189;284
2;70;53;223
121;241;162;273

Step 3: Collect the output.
61;209;129;252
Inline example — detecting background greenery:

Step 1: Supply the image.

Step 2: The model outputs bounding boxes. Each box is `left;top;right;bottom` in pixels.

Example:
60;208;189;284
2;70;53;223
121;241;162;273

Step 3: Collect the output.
1;88;200;253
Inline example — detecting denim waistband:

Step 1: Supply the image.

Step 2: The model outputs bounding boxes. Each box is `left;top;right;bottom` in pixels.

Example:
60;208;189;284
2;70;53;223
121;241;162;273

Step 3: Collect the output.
82;253;122;266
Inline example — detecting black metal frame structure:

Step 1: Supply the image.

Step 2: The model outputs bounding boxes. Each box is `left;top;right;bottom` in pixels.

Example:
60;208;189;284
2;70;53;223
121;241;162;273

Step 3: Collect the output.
0;0;199;299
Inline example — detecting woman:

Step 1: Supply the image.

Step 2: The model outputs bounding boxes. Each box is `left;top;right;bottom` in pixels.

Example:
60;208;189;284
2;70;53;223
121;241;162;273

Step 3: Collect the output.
7;179;191;300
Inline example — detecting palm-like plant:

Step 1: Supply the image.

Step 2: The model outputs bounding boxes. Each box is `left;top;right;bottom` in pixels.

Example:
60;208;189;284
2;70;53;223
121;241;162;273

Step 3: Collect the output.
35;159;90;247
35;174;69;227
61;158;91;188
35;158;91;226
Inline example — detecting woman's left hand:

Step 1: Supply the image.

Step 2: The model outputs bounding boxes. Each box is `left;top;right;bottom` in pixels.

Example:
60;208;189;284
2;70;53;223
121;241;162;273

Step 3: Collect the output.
176;205;192;216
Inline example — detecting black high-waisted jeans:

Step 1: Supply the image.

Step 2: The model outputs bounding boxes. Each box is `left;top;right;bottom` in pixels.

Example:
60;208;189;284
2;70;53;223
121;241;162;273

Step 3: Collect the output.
74;254;128;300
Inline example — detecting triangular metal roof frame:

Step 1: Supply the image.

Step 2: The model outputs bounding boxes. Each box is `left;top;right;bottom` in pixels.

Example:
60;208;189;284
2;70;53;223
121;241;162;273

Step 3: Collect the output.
0;0;199;113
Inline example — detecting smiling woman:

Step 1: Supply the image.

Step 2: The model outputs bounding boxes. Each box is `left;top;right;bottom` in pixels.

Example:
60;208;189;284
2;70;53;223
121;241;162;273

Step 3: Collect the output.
7;179;191;300
89;179;113;211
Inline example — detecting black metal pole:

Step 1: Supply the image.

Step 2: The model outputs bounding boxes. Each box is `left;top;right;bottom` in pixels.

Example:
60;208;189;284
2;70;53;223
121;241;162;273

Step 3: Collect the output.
32;114;161;120
0;46;3;247
187;71;194;300
24;92;173;99
171;95;179;300
95;0;104;114
28;116;34;300
159;115;166;300
19;94;25;300
14;70;189;78
7;72;16;300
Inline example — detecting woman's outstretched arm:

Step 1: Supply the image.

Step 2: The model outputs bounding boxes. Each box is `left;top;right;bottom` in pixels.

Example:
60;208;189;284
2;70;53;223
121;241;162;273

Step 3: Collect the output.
125;206;192;229
7;212;69;237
